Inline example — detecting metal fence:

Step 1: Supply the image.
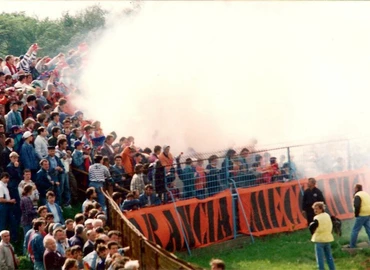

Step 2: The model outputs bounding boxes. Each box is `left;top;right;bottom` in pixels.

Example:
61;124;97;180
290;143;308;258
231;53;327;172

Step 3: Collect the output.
156;137;370;202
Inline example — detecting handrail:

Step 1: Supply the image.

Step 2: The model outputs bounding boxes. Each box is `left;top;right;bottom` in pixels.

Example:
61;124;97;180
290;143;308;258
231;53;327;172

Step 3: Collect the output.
101;189;199;270
166;186;192;256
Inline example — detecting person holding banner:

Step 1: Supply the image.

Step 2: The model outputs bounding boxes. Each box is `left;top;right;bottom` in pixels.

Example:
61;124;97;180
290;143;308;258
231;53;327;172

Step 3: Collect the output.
348;184;370;248
309;201;336;270
302;178;326;225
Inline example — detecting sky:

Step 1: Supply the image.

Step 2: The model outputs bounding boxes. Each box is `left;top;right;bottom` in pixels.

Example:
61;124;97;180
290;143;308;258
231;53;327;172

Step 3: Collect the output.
3;1;370;155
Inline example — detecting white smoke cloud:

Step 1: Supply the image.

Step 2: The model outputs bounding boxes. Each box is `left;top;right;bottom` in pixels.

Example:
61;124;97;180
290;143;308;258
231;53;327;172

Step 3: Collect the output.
77;2;370;155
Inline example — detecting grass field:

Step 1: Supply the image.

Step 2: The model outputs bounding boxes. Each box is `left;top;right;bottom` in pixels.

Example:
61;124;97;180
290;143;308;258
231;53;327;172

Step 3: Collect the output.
177;219;370;270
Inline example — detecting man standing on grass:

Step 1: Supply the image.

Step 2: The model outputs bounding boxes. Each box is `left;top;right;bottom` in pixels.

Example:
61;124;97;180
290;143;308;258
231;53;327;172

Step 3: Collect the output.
348;184;370;248
302;178;326;225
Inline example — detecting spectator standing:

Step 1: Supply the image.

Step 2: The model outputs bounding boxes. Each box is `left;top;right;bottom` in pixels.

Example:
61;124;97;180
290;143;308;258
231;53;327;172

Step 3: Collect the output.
55;139;72;207
30;219;46;270
158;145;173;173
5;102;22;134
348;184;370;248
1;138;13;171
18;169;39;209
0;230;19;270
88;155;111;211
176;157;196;200
309;202;335;270
34;127;49;160
130;164;145;195
100;134;115;165
302;178;326;225
0;172;18;242
35;159;53;205
46;146;64;204
43;238;66;270
45;191;65;225
20;184;38;235
20;131;39;177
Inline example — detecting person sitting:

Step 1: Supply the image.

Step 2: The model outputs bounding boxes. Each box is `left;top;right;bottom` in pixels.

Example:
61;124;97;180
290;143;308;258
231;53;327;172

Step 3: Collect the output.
139;184;161;207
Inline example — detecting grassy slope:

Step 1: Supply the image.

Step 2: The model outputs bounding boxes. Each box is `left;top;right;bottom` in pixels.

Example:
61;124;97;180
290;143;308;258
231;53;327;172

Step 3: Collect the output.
177;219;370;270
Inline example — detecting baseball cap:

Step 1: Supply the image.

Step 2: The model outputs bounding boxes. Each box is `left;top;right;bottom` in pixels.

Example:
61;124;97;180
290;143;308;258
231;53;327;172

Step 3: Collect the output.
74;140;84;147
22;131;33;139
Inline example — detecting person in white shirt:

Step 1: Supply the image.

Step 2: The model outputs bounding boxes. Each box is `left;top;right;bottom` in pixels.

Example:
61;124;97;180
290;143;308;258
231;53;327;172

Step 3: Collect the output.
0;172;17;242
18;169;39;209
55;138;72;208
34;127;49;160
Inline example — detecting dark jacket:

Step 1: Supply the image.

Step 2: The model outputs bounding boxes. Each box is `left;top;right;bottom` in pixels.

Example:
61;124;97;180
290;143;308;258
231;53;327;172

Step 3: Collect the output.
83;240;95;257
302;187;325;212
69;235;84;249
100;143;115;165
1;147;12;172
46;155;65;183
35;168;53;197
43;249;66;270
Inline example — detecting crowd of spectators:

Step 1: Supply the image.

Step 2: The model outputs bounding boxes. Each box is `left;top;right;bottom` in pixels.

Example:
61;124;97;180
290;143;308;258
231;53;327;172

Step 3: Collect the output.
0;43;146;270
0;42;313;270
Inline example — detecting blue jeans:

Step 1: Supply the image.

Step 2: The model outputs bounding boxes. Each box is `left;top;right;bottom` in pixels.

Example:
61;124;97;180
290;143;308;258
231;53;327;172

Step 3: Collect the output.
89;181;106;211
59;173;71;206
350;215;370;248
314;242;335;270
34;260;44;270
0;203;18;242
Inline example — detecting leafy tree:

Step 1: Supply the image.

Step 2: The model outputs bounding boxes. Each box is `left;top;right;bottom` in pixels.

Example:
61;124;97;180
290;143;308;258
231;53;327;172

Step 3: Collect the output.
0;5;107;57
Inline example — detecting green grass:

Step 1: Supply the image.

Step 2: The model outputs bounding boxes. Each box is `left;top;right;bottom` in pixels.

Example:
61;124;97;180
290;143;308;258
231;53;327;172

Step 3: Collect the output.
16;203;82;270
177;219;370;270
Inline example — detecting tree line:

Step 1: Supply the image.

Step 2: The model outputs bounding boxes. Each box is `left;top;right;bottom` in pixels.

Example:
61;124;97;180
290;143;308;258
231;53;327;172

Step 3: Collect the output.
0;5;107;57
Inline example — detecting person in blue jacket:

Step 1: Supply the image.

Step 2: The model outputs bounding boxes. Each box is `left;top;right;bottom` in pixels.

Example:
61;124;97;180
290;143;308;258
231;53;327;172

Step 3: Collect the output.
35;159;53;206
46;146;64;205
206;155;221;197
45;190;65;224
176;156;196;200
20;131;39;179
122;192;142;211
139;184;161;207
30;219;46;270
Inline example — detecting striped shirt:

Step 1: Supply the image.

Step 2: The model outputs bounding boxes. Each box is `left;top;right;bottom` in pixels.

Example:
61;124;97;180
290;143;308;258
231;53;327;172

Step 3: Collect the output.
18;52;37;73
89;164;111;183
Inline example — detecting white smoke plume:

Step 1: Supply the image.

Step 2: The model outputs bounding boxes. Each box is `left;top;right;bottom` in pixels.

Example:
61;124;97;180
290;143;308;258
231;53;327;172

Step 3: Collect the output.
77;2;370;155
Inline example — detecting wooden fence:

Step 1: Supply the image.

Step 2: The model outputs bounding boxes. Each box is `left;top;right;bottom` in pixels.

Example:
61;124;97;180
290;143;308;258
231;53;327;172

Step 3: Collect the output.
102;189;201;270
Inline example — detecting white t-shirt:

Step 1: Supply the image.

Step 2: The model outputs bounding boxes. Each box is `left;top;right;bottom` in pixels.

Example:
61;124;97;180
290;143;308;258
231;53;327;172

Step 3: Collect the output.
0;181;10;200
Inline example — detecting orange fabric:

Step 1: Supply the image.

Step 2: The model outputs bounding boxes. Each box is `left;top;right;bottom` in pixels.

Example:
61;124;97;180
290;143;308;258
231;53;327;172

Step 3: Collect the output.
125;190;234;251
121;147;134;176
158;152;174;173
0;96;8;106
238;168;370;237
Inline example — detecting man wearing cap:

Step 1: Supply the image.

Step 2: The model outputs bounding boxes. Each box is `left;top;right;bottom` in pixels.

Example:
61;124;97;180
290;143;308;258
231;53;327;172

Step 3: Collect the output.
34;127;49;160
47;112;62;134
5;102;22;134
20;131;39;179
46;146;64;205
